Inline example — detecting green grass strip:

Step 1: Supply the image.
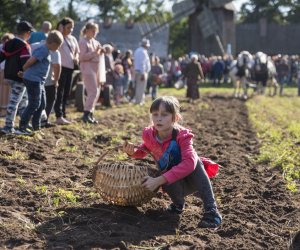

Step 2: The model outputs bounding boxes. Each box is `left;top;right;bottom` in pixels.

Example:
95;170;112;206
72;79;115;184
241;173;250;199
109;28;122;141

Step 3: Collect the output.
246;92;300;192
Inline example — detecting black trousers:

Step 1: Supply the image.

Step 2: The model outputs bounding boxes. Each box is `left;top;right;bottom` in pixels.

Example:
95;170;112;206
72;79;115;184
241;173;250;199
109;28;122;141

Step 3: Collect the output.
54;67;73;118
45;85;57;121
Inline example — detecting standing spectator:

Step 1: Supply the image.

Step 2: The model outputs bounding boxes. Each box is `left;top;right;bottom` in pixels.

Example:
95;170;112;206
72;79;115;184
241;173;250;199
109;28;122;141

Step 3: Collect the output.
133;38;151;105
101;44;115;107
150;56;164;100
54;17;80;125
0;21;33;134
0;33;14;118
212;56;225;86
276;57;289;96
28;21;52;44
41;46;61;128
183;55;204;103
223;54;233;84
17;31;63;134
0;33;15;84
79;22;103;124
113;64;125;106
121;50;133;99
0;33;15;69
163;54;173;87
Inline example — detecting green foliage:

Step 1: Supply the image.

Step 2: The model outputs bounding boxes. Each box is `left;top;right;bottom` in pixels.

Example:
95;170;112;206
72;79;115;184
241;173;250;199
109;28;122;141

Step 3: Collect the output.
169;17;188;58
86;0;170;22
53;188;79;207
246;94;300;191
238;0;300;24
286;2;300;23
87;0;123;20
0;0;57;36
0;149;28;161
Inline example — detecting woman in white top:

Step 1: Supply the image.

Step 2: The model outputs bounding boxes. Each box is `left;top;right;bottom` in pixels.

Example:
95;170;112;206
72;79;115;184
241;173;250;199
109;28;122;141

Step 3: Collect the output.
54;17;80;125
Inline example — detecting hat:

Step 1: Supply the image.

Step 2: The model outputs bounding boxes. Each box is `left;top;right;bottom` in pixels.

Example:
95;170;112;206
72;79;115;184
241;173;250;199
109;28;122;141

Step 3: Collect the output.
17;21;35;33
103;44;113;51
141;38;150;47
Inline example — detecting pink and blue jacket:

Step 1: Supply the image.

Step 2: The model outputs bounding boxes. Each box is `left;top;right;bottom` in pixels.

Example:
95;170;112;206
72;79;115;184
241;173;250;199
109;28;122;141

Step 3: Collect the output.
131;126;199;185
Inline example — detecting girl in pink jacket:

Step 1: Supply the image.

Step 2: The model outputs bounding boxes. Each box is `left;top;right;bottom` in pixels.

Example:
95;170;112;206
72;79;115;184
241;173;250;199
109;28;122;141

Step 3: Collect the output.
123;96;222;228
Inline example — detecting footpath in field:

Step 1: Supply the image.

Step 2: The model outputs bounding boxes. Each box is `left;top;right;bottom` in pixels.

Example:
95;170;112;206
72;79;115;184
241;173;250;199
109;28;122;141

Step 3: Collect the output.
0;94;299;249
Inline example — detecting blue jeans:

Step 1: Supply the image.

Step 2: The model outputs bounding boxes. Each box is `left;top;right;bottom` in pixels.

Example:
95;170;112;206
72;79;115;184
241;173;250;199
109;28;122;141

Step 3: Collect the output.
19;79;46;130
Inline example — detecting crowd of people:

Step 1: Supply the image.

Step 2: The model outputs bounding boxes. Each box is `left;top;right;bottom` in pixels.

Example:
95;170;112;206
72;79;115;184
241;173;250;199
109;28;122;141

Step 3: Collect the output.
1;18;300;135
2;18;300;233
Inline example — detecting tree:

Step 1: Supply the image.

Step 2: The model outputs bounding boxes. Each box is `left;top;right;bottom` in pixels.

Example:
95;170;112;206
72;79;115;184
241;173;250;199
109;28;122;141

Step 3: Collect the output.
238;0;292;24
286;0;300;23
87;0;122;20
50;0;80;22
0;0;56;35
169;17;188;58
86;0;168;22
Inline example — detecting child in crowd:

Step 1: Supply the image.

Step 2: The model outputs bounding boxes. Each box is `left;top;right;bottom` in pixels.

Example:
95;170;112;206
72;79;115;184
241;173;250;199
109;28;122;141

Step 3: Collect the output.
79;22;103;124
42;45;61;127
150;56;164;100
17;30;64;135
113;64;125;106
123;96;222;228
0;21;33;134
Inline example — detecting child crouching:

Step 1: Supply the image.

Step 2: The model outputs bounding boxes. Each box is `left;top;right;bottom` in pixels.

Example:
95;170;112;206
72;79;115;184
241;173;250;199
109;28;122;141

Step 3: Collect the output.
123;96;222;228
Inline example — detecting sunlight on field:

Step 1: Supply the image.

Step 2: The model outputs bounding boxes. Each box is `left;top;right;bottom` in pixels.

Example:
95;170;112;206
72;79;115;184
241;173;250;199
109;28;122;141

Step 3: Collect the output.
160;86;300;191
246;92;300;192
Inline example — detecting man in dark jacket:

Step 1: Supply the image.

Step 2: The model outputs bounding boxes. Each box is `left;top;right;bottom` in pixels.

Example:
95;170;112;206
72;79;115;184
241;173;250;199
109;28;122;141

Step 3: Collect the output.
0;21;33;134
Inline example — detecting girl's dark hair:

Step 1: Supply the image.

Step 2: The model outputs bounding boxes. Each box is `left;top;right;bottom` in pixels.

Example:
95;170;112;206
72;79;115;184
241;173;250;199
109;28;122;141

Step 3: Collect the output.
150;96;181;120
56;17;74;29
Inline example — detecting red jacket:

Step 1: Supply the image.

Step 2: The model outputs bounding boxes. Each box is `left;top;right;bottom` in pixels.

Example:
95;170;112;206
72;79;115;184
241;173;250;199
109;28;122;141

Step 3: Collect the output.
131;126;198;184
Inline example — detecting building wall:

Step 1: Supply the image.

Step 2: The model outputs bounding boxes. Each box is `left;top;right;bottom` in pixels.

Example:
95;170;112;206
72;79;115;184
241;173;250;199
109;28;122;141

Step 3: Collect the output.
236;22;300;55
73;22;169;58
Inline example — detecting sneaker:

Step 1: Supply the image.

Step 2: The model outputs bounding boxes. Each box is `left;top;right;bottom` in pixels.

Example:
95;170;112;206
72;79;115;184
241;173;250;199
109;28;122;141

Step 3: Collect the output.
15;128;34;136
199;209;222;229
1;126;15;135
89;113;99;124
56;117;71;125
166;203;184;214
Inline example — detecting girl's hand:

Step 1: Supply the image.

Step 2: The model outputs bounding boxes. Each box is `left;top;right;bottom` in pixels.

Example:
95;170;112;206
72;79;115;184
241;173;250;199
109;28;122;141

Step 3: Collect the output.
122;141;135;155
142;176;167;192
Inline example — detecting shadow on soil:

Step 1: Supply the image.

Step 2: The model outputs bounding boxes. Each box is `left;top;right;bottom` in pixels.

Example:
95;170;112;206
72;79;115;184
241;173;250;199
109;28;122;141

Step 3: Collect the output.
36;203;180;249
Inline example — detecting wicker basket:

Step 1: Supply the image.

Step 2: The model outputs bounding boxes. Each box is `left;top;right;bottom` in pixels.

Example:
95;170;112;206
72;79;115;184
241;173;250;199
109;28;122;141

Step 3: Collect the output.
92;147;158;206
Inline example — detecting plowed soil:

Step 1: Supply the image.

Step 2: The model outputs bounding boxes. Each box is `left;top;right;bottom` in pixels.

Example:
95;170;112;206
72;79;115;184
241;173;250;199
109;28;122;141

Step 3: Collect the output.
0;94;299;249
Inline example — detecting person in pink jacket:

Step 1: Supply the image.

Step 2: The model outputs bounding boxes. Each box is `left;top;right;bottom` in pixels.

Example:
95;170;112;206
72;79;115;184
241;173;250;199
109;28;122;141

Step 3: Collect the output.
123;96;222;228
79;22;103;123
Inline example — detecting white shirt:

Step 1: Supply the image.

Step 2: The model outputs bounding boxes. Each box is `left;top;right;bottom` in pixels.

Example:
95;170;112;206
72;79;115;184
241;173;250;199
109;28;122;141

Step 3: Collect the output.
45;50;61;86
133;46;151;74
